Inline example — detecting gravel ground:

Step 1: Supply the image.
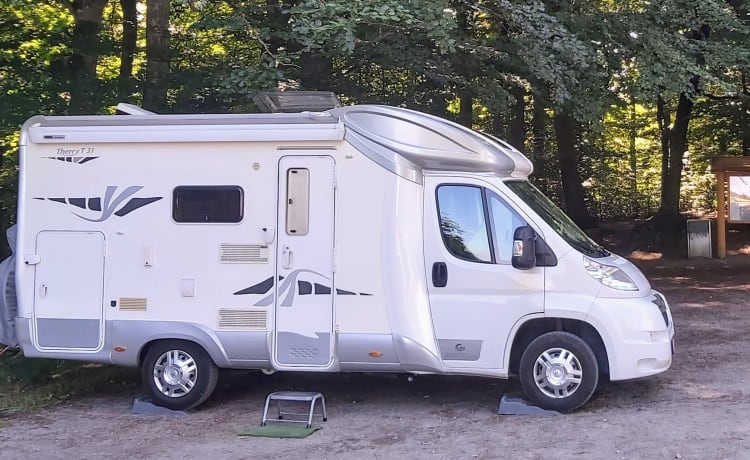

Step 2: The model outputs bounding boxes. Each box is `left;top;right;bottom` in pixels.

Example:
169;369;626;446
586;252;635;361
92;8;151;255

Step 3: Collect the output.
0;258;748;460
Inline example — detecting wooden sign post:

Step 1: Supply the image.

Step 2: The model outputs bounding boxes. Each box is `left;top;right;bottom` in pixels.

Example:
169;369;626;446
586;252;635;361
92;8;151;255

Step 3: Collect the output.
710;157;750;259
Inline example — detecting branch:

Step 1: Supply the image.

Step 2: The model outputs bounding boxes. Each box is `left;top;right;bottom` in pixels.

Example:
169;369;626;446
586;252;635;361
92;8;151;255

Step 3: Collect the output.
0;345;18;356
703;93;739;101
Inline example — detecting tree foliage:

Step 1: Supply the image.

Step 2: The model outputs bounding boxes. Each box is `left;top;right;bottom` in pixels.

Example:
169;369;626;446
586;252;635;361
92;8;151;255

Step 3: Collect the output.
1;0;749;255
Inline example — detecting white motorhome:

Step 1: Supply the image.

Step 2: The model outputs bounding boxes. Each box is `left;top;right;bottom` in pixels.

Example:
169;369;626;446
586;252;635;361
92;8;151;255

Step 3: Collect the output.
0;104;674;412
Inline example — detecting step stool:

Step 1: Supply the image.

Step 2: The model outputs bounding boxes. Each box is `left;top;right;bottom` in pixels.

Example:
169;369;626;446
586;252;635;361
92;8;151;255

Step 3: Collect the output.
261;391;327;429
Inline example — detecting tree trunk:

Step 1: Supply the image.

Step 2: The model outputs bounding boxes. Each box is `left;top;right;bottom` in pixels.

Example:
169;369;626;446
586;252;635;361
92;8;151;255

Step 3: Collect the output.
429;88;448;118
531;98;546;174
265;0;293;55
491;107;504;139
656;95;671;205
65;0;109;114
143;0;170;112
660;90;694;217
459;91;472;128
508;85;526;153
298;52;333;91
118;0;137;102
628;100;637;196
742;72;749;156
553;112;595;228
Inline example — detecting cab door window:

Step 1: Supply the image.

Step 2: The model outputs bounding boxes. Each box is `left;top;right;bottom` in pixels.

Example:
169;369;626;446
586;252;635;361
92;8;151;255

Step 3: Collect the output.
436;185;492;263
436;185;526;264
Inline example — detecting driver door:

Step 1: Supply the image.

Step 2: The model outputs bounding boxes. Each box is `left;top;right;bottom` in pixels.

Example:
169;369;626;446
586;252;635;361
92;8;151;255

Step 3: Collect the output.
423;176;544;370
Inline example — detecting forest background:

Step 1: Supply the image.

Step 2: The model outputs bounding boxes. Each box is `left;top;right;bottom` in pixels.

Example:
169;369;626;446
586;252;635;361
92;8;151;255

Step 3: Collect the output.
0;0;749;257
0;0;749;411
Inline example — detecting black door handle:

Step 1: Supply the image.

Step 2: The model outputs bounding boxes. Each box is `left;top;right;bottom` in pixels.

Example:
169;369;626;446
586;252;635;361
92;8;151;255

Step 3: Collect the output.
432;262;448;287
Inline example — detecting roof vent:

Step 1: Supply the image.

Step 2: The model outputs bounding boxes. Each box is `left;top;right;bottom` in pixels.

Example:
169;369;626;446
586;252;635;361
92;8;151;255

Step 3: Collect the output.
115;103;156;115
253;91;342;113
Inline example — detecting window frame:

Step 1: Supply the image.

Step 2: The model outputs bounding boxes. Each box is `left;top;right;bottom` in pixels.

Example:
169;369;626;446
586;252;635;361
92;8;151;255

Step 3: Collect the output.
485;190;527;264
172;185;244;224
435;184;526;265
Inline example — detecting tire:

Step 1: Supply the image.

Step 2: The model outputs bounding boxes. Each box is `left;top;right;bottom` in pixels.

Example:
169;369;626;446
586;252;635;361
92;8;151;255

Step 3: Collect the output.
141;340;219;411
519;331;599;412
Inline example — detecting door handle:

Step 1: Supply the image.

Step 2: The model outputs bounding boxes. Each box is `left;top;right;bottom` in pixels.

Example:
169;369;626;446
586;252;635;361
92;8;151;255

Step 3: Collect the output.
432;262;448;287
282;245;294;270
38;284;48;298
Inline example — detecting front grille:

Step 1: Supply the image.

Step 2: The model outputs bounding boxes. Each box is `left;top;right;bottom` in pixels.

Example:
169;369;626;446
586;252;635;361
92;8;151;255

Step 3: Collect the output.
652;293;670;327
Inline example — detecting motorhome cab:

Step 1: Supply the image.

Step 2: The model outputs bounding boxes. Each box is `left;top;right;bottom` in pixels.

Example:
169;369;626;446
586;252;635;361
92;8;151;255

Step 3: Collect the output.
0;104;674;412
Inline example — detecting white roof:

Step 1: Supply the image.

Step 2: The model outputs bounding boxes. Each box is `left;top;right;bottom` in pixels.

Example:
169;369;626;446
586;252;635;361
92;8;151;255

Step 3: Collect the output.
21;105;533;180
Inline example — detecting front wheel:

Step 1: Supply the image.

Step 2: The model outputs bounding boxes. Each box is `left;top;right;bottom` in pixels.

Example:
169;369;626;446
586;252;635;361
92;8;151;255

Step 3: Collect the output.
142;340;219;410
519;331;599;412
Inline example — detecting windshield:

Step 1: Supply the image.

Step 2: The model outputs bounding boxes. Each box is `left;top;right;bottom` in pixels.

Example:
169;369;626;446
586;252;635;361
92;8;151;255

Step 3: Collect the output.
506;181;609;258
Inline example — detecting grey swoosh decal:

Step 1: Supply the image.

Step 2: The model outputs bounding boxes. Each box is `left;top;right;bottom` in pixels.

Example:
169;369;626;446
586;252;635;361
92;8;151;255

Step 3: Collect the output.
74;185;143;222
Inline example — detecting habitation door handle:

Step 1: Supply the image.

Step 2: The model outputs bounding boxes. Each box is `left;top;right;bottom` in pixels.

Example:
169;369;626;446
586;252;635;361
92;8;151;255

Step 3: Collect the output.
38;284;48;299
432;262;448;287
282;246;294;270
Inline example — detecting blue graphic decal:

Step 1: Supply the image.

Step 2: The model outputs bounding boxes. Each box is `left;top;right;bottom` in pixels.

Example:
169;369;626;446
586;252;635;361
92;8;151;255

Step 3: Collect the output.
45;156;99;164
234;269;372;306
36;186;162;221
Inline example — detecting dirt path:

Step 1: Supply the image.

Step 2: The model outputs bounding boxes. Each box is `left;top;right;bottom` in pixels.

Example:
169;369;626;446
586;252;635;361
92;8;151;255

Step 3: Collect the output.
1;259;749;460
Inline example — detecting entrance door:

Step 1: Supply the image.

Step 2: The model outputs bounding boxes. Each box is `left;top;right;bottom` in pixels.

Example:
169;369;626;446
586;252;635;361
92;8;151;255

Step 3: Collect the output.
423;177;544;370
33;231;105;350
273;156;335;368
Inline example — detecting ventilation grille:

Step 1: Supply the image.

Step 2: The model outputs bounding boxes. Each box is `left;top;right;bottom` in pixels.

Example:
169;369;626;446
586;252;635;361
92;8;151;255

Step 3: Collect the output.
119;297;147;311
220;244;269;263
218;309;267;329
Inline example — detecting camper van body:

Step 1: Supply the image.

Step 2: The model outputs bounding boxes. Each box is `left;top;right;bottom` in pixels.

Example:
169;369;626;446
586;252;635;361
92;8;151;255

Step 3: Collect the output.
6;105;674;411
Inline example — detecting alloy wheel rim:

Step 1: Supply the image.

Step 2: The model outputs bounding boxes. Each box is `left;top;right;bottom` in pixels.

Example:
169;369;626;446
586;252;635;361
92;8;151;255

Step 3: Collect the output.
533;347;583;399
153;349;198;398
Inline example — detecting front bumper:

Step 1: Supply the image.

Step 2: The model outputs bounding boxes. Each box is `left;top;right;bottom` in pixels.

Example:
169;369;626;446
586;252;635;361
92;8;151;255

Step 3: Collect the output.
586;290;674;381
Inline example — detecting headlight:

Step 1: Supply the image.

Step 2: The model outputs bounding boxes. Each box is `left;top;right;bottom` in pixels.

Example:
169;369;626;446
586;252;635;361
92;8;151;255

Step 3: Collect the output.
583;257;638;291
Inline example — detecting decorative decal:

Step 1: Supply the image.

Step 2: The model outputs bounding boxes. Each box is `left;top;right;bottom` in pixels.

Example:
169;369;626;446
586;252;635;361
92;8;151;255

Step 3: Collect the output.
234;269;372;306
233;276;283;295
36;186;162;222
45;156;99;164
298;281;312;295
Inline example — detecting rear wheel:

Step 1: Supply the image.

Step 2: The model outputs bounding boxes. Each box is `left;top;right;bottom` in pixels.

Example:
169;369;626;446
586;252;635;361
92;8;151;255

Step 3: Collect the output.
519;331;599;412
142;340;219;410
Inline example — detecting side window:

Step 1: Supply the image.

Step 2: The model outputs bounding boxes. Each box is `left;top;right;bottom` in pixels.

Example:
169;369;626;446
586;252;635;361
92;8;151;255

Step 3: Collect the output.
436;185;492;263
173;186;243;223
487;192;526;264
286;168;310;235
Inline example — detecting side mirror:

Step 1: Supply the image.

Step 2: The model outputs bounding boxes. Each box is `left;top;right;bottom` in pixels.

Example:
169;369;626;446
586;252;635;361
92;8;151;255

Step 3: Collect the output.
512;226;536;270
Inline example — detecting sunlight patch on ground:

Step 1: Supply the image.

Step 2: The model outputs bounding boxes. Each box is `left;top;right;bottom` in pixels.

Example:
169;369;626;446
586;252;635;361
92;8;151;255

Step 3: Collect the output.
629;250;663;260
671;383;730;400
681;302;720;309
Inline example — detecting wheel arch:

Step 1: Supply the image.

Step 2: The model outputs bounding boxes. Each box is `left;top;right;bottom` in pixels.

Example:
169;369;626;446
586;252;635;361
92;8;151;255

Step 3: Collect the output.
125;323;231;368
140;337;221;410
507;317;609;376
